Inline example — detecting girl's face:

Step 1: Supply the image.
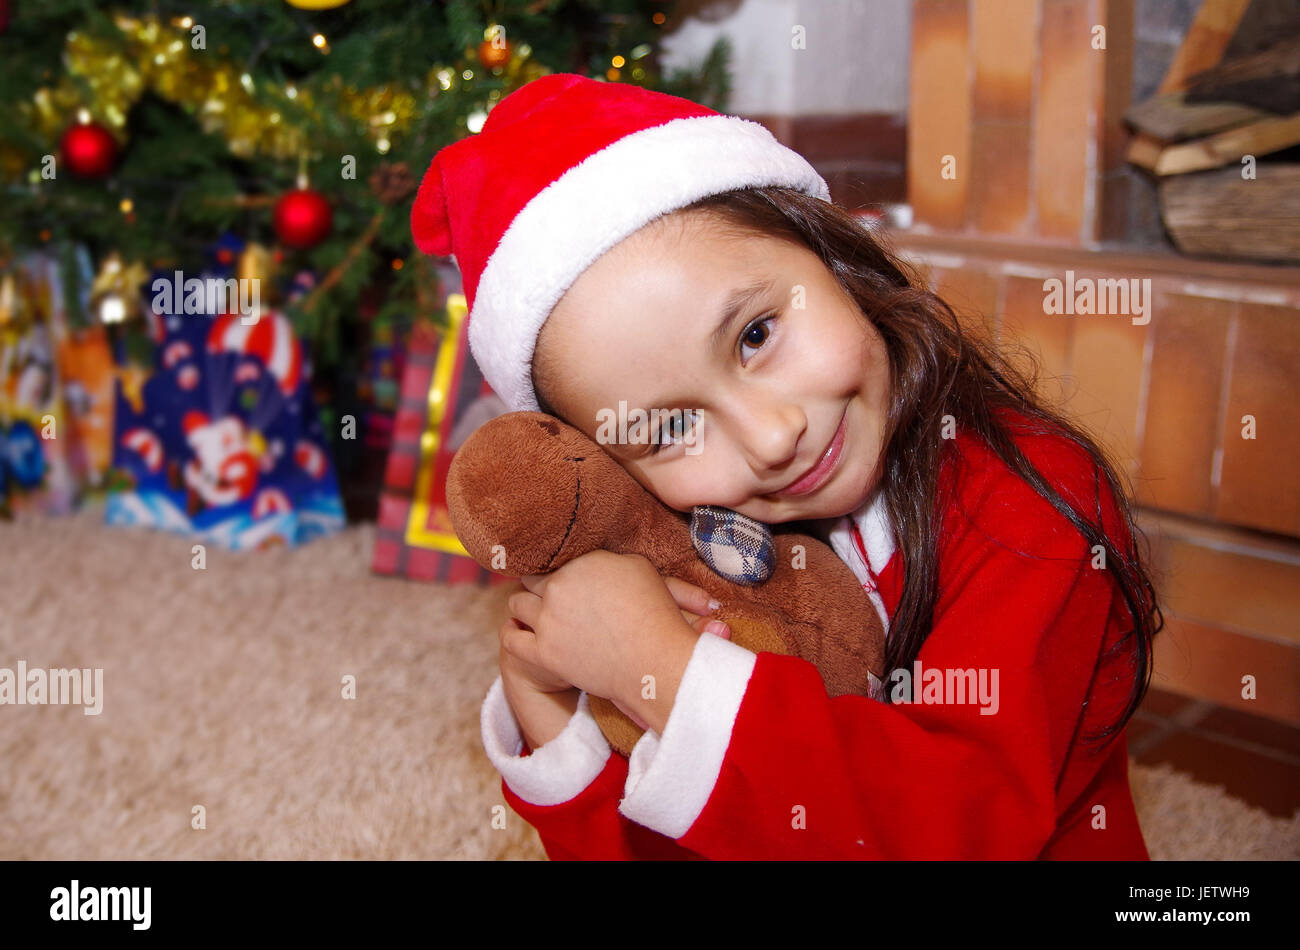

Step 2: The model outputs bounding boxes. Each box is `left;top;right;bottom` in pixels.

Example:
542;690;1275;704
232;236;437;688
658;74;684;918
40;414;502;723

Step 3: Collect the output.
534;210;891;525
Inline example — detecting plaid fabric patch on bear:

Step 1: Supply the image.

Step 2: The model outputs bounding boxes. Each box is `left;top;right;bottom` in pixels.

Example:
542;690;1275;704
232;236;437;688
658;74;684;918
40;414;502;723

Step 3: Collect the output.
689;505;776;586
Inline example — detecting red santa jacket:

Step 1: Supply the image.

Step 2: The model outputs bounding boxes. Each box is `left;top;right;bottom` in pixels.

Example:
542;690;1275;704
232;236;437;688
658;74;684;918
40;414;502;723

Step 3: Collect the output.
479;408;1152;860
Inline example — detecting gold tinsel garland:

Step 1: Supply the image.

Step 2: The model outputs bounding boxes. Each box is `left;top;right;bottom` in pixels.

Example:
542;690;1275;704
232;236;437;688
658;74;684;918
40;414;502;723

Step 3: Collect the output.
4;14;548;178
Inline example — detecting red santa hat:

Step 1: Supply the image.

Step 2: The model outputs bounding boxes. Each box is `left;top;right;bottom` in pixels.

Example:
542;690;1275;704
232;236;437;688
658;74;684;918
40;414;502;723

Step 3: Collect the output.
409;72;831;413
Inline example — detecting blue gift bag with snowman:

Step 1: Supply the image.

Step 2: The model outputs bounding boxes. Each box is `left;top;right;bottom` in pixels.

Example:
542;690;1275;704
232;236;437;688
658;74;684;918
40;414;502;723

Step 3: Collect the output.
105;243;345;550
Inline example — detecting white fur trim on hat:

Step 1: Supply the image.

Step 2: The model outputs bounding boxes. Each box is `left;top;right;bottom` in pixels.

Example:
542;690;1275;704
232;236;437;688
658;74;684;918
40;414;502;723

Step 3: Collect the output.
469;114;832;413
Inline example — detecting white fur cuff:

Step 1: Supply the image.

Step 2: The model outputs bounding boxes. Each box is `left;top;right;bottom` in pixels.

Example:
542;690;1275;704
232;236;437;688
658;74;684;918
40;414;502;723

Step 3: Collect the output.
480;676;612;806
618;632;757;838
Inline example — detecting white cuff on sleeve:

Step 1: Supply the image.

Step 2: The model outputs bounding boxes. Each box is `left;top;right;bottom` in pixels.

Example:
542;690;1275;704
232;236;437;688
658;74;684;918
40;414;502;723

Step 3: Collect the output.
480;675;612;806
618;632;757;838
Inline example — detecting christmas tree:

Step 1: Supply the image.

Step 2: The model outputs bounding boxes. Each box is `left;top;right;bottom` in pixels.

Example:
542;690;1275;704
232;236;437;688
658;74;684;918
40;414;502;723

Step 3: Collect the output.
0;0;733;375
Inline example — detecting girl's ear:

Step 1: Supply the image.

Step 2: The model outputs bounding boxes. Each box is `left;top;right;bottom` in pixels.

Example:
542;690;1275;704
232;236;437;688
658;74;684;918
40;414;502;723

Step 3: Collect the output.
690;505;776;586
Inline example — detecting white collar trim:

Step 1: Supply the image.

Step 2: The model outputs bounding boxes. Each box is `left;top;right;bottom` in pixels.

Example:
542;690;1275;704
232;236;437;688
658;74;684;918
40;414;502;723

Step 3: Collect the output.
825;488;896;655
827;487;896;582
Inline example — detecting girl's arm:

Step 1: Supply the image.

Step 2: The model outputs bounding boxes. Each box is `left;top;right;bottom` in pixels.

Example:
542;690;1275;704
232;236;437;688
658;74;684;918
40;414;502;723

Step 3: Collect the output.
482;676;703;860
484;427;1144;859
502;676;580;750
610;452;1143;859
480;573;718;860
486;443;1145;860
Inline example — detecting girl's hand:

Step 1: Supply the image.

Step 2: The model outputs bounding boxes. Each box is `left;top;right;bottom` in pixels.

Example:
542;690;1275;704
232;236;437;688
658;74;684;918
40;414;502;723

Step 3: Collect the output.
498;615;575;694
497;630;581;751
501;551;728;729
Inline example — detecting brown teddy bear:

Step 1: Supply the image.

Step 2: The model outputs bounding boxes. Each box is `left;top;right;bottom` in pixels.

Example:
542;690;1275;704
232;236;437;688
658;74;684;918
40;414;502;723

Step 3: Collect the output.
445;411;886;756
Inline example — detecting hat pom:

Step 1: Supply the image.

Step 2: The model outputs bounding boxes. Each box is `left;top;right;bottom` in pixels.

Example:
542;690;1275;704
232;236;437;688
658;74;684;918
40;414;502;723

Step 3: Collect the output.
410;159;453;257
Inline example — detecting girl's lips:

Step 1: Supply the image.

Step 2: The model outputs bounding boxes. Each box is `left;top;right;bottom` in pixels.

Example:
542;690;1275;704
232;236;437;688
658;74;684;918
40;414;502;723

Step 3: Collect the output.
772;408;848;497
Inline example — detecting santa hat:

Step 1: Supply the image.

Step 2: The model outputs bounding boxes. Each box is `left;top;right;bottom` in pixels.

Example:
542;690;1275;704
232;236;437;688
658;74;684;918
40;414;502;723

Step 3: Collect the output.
409;73;831;413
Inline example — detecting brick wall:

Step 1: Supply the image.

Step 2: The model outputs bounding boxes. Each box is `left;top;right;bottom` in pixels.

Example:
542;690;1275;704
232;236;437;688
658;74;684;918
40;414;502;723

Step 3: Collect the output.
882;229;1300;727
908;0;1149;245
897;0;1300;726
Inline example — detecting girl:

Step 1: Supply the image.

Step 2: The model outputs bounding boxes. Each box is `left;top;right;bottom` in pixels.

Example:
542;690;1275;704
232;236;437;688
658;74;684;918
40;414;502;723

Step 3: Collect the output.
410;73;1161;860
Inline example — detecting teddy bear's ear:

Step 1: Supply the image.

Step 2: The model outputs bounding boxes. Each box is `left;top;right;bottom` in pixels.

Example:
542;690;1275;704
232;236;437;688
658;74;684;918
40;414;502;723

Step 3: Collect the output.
690;505;776;585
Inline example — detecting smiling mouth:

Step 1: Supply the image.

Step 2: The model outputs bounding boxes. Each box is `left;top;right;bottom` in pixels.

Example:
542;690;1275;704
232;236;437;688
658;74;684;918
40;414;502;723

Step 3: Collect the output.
767;407;848;499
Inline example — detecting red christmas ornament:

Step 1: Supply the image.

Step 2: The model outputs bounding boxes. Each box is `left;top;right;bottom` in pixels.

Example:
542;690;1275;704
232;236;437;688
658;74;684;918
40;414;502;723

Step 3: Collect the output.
60;121;118;178
477;27;512;70
0;0;11;35
273;188;333;249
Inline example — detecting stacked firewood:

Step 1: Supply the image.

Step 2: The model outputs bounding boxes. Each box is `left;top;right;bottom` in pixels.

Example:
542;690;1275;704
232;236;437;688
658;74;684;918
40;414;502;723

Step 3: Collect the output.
1124;0;1300;264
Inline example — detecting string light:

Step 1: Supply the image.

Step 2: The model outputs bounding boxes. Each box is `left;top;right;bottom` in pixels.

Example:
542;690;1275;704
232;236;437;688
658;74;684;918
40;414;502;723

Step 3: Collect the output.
99;296;126;324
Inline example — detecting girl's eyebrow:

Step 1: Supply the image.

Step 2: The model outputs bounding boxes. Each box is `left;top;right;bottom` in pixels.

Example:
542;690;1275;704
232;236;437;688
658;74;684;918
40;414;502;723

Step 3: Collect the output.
630;276;779;416
709;277;778;352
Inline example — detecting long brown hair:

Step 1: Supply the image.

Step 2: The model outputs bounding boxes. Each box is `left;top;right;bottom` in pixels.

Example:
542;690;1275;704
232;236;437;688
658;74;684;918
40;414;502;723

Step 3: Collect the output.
533;185;1162;747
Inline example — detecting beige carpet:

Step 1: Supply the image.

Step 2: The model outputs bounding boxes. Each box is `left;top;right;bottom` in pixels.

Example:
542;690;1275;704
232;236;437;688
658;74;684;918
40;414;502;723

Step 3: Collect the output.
2;505;1296;860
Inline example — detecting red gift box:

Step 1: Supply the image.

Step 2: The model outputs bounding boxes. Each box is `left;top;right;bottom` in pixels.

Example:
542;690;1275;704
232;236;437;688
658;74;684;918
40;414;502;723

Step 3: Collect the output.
371;290;514;587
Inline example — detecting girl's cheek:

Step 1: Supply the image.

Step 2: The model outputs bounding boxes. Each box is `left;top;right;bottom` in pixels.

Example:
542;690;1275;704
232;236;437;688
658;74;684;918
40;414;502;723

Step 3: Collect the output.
651;468;709;512
666;467;748;513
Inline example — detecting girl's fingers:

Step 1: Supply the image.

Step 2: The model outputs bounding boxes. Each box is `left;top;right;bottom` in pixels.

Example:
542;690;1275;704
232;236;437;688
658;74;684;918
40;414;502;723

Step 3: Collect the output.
521;570;716;616
681;608;709;632
499;616;544;669
499;619;572;693
507;589;542;629
662;575;720;617
679;609;730;639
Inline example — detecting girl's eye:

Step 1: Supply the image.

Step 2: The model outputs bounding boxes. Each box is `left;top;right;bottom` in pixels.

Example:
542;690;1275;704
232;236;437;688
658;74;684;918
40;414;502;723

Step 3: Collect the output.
650;409;699;456
646;313;778;457
739;314;777;363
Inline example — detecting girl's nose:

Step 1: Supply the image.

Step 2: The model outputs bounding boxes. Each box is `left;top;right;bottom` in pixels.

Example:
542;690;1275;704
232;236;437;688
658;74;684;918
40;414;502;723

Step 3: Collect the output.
736;401;807;475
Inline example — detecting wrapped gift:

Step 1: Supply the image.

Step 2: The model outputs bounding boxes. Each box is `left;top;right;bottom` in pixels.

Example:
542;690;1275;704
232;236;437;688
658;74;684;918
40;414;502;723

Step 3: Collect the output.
58;323;116;493
104;257;346;550
0;252;81;516
371;288;512;586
